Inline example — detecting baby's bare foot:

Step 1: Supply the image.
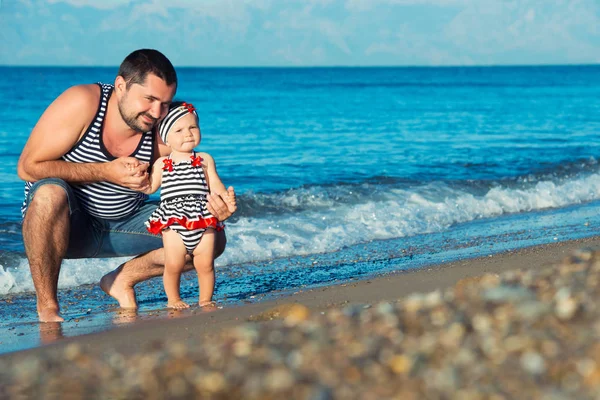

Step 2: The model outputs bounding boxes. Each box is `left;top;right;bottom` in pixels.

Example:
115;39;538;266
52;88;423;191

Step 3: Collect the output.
167;300;190;309
199;301;218;312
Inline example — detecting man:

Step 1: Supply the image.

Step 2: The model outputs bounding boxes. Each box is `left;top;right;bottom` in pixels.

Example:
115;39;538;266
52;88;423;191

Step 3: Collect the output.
17;49;236;322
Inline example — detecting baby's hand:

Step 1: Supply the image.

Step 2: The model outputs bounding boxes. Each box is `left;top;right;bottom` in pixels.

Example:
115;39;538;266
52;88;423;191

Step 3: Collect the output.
207;187;237;221
128;161;149;177
220;186;237;213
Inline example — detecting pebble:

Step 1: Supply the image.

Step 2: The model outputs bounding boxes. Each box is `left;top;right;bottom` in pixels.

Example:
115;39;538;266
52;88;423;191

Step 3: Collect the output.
3;249;600;399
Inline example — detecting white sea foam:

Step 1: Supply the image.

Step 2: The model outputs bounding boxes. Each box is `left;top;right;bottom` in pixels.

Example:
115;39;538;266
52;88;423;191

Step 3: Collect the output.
0;265;16;294
2;172;600;295
0;257;128;296
216;172;600;265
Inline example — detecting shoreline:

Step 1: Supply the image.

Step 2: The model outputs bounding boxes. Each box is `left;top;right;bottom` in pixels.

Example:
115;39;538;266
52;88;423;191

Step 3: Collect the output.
3;236;600;397
2;235;599;360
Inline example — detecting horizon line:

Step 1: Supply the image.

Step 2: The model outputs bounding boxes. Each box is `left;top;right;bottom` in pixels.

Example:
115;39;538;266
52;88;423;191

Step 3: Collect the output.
1;63;599;69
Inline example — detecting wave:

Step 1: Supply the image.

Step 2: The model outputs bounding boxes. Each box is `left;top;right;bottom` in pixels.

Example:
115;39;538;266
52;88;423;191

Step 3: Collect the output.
219;169;600;264
2;165;600;295
234;158;600;219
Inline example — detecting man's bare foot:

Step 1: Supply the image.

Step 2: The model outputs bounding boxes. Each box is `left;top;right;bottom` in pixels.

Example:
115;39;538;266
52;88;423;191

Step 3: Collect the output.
38;307;64;323
100;269;137;308
167;300;190;309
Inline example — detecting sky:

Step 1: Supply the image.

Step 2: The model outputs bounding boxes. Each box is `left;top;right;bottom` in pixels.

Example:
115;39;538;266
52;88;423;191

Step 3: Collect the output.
1;0;599;67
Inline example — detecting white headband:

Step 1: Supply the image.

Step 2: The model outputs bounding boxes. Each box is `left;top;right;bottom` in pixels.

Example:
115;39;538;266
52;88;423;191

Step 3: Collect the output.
158;102;197;144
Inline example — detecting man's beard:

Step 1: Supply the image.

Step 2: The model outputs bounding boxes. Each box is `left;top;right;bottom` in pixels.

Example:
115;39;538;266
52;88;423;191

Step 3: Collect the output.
118;97;157;133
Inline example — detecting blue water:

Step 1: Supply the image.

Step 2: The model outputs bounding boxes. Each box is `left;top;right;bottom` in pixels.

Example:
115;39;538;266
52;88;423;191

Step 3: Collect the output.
1;65;600;345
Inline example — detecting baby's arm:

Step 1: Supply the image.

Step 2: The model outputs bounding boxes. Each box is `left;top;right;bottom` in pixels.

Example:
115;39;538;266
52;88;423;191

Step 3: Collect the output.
140;156;165;195
199;152;237;211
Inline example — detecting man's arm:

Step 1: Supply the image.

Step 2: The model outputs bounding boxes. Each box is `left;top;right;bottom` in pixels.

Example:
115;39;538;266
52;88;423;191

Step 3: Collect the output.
17;85;149;190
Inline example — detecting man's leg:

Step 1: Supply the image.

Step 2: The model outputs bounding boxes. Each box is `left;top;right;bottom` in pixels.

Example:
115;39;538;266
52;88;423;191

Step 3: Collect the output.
22;184;70;322
99;229;226;308
22;179;99;322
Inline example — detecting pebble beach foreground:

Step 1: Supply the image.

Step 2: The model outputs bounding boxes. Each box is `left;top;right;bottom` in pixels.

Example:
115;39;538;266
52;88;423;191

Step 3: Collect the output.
3;249;600;399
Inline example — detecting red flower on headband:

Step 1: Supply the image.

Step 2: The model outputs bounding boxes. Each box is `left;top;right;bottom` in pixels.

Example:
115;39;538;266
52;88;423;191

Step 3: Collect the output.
163;158;174;172
191;155;203;167
181;102;196;113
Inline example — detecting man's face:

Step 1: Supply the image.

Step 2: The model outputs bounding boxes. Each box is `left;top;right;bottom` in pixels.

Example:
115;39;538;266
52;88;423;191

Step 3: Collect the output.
117;74;176;133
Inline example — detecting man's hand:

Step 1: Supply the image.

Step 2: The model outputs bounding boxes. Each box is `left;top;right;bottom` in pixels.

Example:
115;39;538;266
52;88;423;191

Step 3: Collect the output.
207;186;237;221
104;157;150;191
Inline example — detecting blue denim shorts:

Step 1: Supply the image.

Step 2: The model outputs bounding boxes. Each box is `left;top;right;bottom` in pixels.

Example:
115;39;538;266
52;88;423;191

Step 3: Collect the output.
22;178;162;259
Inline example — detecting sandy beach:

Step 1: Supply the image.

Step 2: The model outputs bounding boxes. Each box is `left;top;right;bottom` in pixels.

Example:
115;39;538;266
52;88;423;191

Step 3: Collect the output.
2;236;600;398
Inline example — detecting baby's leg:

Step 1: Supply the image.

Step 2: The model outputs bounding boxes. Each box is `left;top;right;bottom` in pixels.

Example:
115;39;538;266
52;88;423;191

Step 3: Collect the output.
162;229;190;309
192;229;216;307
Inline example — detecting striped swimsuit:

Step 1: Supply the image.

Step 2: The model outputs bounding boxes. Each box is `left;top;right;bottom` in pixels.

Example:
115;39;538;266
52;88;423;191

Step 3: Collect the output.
145;152;218;252
21;83;154;219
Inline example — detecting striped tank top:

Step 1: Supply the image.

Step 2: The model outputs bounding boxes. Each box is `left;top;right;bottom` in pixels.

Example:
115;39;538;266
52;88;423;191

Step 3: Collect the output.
21;83;155;220
161;154;210;202
145;153;216;236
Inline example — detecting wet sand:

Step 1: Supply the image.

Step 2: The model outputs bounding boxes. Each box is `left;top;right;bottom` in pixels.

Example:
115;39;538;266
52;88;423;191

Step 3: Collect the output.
0;237;600;399
1;236;598;357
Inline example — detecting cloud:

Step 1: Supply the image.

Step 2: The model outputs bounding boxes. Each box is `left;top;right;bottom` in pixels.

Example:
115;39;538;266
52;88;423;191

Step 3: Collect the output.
2;0;600;66
96;0;254;38
47;0;132;10
359;0;600;65
346;0;469;11
524;8;535;22
317;20;352;55
440;0;600;63
260;4;357;63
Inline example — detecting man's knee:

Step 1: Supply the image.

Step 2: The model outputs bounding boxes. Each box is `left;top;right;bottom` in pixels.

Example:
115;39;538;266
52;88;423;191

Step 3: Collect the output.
27;184;70;218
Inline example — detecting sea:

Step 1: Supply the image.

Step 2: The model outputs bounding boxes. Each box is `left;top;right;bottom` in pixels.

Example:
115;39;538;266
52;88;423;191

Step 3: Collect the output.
1;65;600;352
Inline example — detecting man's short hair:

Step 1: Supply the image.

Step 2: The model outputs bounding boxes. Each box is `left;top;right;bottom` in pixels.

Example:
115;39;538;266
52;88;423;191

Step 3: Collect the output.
117;49;177;88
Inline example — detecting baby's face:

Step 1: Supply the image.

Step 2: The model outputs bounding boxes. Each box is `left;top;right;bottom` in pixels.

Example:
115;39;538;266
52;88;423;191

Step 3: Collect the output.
167;113;201;152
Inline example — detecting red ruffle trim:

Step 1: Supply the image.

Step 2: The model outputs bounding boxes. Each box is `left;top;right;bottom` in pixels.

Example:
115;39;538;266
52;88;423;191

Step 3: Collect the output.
147;216;223;235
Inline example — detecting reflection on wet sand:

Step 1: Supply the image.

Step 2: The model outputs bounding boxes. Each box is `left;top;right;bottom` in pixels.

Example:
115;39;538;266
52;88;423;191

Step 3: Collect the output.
112;309;139;326
200;302;219;313
39;322;63;344
166;302;220;319
167;309;186;319
109;302;223;327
